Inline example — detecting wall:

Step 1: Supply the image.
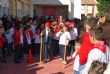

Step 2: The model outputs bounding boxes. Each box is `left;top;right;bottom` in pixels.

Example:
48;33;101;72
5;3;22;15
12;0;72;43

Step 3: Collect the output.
33;5;68;18
32;0;70;5
0;0;10;17
32;0;76;19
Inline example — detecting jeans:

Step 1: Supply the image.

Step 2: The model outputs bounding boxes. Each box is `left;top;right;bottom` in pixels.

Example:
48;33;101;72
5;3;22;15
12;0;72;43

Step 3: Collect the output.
7;43;13;55
68;40;75;56
33;43;40;55
42;43;53;62
14;44;22;62
59;44;68;61
74;70;80;74
52;39;59;56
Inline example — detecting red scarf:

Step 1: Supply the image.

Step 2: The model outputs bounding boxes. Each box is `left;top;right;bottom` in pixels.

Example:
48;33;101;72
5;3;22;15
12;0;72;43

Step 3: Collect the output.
73;32;93;64
72;42;106;63
93;41;106;53
78;32;93;65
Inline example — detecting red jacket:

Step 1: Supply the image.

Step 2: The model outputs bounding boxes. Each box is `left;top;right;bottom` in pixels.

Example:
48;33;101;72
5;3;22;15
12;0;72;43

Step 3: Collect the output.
78;32;93;65
13;30;22;47
0;36;5;48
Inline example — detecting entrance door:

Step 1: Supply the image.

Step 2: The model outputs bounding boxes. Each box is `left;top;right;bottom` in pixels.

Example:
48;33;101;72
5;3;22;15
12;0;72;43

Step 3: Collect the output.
44;6;56;16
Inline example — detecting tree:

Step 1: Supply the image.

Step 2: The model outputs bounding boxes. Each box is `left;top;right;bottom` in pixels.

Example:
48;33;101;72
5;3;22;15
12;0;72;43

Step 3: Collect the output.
96;0;110;16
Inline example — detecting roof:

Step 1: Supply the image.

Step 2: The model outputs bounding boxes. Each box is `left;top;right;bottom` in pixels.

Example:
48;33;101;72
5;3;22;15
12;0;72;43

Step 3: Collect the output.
82;0;97;5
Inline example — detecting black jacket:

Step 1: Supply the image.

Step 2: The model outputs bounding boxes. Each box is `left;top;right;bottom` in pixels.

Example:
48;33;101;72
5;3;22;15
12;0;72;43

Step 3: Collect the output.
42;28;53;44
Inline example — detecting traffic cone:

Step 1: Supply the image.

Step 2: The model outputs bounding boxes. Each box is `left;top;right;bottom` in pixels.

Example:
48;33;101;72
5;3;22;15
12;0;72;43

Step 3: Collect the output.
27;49;33;64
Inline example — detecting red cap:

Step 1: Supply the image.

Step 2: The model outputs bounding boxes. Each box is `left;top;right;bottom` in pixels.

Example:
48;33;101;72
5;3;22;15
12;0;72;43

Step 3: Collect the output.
70;21;75;25
55;27;60;33
45;22;51;27
63;24;68;28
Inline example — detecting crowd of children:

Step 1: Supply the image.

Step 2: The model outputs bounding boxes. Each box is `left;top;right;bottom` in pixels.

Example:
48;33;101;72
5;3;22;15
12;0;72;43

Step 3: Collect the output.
0;15;81;67
0;8;110;74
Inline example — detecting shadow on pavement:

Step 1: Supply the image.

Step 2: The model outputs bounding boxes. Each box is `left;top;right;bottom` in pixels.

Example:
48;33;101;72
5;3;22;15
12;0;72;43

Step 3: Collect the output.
50;72;65;74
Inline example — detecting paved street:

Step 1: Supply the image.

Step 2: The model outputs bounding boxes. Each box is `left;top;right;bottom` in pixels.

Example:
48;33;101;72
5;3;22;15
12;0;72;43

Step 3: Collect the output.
0;56;73;74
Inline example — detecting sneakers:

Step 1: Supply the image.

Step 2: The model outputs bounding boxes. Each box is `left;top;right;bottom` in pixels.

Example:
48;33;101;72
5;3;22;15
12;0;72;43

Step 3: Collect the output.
62;61;67;65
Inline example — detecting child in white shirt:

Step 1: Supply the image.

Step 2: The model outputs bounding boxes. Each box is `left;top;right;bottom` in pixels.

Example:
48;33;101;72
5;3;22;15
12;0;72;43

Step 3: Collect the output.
81;25;108;74
56;24;71;64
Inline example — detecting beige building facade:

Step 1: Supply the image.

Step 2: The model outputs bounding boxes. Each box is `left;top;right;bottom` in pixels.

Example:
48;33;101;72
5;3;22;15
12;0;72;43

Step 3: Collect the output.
0;0;32;17
81;0;98;17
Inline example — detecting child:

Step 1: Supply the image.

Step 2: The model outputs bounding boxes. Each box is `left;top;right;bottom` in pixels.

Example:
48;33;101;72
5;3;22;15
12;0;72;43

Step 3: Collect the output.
33;29;40;55
23;25;33;56
72;38;81;60
72;38;82;74
5;27;14;56
41;22;53;63
73;17;97;73
69;21;78;57
0;26;5;66
13;23;23;63
81;25;108;74
57;24;71;64
78;17;98;65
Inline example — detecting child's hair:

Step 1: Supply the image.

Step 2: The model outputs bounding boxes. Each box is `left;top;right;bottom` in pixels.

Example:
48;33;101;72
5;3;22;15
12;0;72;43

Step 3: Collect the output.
24;25;31;31
78;17;98;39
15;21;22;30
89;25;104;41
84;17;98;28
75;38;82;45
89;61;107;74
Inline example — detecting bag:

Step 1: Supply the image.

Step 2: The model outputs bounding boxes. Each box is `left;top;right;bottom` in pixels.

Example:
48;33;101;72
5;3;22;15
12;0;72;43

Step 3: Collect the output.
89;61;108;74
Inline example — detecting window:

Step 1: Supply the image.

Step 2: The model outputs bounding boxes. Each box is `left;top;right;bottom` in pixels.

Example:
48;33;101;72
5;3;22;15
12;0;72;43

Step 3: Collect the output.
87;5;93;13
81;5;85;14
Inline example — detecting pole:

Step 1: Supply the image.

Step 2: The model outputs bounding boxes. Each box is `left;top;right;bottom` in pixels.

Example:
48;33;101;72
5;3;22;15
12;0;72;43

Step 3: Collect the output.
64;40;67;63
63;36;67;68
64;35;67;63
40;33;43;64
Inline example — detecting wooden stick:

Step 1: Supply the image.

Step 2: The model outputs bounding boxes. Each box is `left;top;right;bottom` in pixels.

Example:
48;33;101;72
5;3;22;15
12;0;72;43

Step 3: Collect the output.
40;33;43;64
63;37;67;68
64;36;67;64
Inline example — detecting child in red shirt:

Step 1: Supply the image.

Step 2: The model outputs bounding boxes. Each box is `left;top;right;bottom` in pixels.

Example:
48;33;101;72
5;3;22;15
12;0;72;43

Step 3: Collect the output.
13;24;23;63
0;26;5;66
